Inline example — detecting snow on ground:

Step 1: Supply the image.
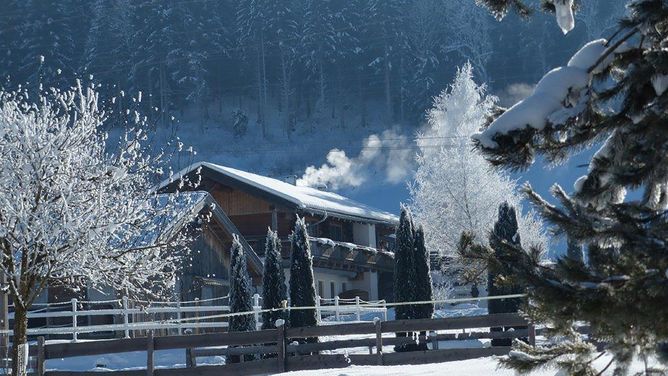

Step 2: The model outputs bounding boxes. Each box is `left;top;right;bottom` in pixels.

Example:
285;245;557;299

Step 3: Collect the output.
277;354;663;376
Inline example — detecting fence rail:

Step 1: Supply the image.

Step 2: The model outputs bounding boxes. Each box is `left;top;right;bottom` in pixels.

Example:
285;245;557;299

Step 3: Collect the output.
28;312;532;376
3;294;390;340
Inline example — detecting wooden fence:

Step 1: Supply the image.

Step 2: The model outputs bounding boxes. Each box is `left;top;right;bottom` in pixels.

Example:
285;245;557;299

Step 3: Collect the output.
27;313;532;376
4;295;387;341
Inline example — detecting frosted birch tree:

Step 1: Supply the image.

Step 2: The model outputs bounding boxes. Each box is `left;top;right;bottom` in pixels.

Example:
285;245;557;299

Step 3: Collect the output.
409;63;546;281
0;82;193;376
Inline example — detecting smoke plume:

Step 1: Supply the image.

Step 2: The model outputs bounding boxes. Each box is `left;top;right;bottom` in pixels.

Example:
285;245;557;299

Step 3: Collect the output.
297;129;413;190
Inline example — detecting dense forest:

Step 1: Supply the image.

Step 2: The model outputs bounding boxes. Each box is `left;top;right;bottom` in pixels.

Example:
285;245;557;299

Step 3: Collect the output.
0;0;625;137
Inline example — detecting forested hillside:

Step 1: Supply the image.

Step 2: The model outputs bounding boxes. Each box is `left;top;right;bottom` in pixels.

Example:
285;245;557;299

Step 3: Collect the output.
0;0;625;137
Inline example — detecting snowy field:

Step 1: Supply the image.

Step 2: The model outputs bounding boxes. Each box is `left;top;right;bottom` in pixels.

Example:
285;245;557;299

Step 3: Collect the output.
277;355;662;376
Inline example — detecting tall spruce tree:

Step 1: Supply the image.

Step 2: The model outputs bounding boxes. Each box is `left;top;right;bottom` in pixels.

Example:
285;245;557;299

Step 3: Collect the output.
228;235;256;333
393;205;417;320
487;202;523;346
463;0;668;373
288;217;318;331
414;226;434;320
393;206;419;352
261;229;288;330
413;226;433;352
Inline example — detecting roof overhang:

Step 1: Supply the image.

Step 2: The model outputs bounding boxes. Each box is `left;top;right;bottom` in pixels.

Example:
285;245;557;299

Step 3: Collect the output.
158;162;399;226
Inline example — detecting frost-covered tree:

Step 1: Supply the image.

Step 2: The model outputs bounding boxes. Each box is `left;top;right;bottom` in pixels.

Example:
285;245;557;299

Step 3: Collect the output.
261;229;287;330
409;63;547;281
364;0;410;117
0;82;191;376
83;0;134;91
575;0;627;40
19;0;81;83
288;217;318;331
465;0;668;373
476;0;576;34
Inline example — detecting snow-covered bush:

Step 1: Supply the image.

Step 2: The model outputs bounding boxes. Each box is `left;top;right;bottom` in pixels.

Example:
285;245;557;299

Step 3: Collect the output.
0;82;192;376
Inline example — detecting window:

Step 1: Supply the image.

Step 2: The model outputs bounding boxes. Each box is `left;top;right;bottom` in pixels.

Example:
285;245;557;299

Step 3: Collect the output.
341;282;347;293
330;282;336;298
317;281;324;298
329;223;343;241
307;221;319;237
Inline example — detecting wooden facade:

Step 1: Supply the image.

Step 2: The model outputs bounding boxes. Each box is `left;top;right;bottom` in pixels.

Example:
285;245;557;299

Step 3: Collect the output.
160;163;398;301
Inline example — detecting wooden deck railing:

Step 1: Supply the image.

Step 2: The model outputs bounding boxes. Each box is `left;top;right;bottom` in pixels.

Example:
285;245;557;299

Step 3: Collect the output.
27;313;532;376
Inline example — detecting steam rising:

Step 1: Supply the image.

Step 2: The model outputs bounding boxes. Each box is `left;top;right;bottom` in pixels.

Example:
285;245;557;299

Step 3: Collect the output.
297;130;413;190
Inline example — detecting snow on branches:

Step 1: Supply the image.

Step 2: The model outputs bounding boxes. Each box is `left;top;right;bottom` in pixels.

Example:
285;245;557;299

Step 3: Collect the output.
0;81;193;309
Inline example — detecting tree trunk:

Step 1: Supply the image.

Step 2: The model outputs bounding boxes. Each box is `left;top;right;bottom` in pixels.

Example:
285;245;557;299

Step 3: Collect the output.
384;41;392;119
11;305;27;376
260;31;268;139
319;58;325;109
280;52;291;138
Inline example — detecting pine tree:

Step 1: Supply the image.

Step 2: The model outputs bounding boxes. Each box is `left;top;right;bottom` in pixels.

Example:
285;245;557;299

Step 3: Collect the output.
487;202;523;346
464;0;668;373
413;226;433;352
413;226;434;320
566;238;583;262
0;0;27;85
261;229;287;330
363;0;410;118
83;0;134;93
392;206;419;352
229;235;256;333
228;234;256;363
393;205;417;321
19;0;79;85
288;217;318;332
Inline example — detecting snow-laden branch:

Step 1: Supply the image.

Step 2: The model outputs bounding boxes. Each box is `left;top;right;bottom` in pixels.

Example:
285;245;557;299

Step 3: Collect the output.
0;81;194;306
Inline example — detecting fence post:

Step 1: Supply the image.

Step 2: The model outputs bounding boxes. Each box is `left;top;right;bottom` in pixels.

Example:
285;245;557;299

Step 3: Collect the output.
253;294;261;329
185;348;196;368
374;319;383;365
37;336;45;376
528;323;536;347
71;298;78;342
355;296;361;322
430;330;439;350
194;298;200;335
383;300;388;321
146;330;154;376
275;319;286;373
334;296;339;321
315;296;321;322
122;296;130;339
176;301;183;336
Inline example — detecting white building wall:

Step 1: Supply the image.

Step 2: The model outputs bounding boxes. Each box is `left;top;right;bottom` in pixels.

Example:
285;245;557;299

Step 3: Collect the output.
352;223;376;247
284;267;377;300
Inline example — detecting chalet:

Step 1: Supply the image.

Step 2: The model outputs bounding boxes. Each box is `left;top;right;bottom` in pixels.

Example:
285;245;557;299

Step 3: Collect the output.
160;162;398;302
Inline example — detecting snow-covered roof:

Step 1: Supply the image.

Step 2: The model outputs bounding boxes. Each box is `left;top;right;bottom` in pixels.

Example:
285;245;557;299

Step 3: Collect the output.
126;191;209;249
160;162;399;225
133;190;263;271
